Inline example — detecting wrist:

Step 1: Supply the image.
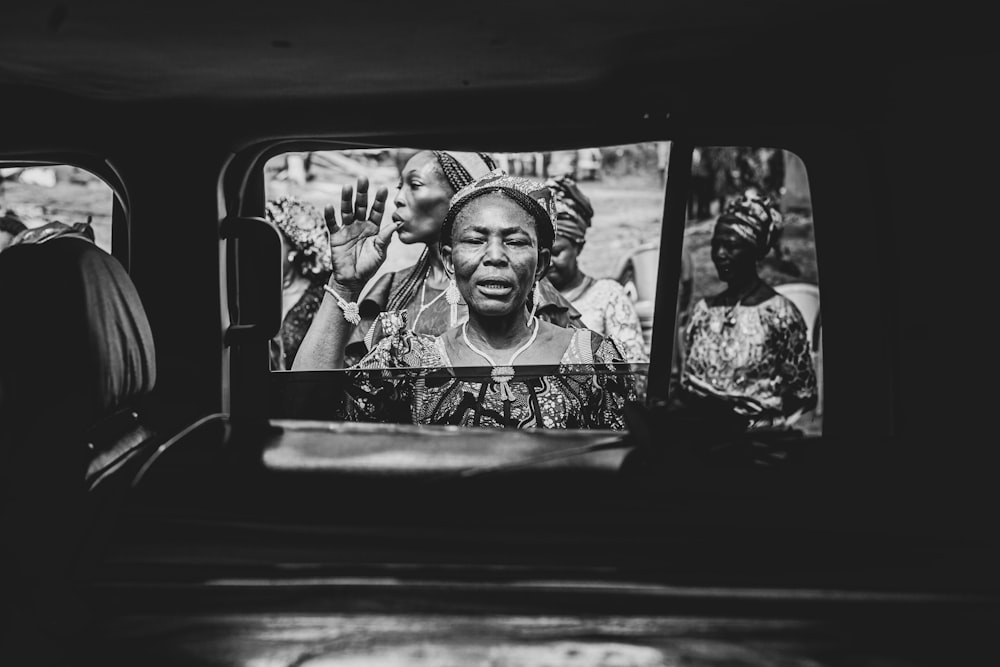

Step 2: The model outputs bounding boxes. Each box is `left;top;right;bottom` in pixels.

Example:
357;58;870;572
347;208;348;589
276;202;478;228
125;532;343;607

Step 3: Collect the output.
324;280;362;302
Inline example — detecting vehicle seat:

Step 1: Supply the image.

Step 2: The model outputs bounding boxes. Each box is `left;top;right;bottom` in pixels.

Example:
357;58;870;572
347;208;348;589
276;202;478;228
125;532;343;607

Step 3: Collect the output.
0;234;157;656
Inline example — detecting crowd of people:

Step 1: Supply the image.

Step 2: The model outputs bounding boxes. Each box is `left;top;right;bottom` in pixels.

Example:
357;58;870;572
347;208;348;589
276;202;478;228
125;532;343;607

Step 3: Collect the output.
0;150;818;433
276;150;816;431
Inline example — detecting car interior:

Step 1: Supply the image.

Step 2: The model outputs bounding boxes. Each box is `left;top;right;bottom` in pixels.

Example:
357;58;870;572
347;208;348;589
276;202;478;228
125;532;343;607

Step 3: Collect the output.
2;2;999;665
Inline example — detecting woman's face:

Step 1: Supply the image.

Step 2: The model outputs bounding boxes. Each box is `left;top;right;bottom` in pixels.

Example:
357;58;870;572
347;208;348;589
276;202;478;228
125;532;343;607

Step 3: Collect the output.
711;220;759;284
444;193;550;319
547;235;581;290
392;151;453;245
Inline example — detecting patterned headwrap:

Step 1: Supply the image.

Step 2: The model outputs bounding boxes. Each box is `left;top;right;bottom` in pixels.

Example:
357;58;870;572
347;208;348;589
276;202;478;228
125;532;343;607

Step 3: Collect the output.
717;193;783;258
431;151;498;192
442;169;556;251
265;196;332;276
546;174;594;245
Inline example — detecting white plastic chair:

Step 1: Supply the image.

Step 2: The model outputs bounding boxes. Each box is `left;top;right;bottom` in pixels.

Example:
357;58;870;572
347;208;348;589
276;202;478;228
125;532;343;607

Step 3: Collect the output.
774;282;822;418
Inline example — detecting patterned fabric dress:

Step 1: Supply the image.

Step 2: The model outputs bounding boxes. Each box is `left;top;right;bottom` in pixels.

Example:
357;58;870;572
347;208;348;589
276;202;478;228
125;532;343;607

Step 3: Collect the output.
345;313;638;430
567;277;648;364
271;282;326;370
682;294;817;422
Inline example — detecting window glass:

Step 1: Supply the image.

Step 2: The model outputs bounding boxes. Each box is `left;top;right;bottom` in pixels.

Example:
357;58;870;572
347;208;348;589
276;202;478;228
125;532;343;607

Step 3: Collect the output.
675;147;821;437
0;165;114;253
263;145;670;430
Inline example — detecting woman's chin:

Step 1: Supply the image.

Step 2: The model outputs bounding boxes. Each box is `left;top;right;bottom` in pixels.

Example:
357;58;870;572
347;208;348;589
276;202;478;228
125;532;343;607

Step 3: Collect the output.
467;299;521;319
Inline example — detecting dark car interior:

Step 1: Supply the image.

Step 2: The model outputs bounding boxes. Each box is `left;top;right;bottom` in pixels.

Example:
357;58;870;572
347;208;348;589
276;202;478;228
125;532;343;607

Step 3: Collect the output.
3;2;999;665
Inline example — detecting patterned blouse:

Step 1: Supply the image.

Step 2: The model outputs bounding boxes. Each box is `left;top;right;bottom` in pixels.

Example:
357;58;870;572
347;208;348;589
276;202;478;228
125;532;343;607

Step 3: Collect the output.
345;314;639;430
682;294;817;421
568;278;648;364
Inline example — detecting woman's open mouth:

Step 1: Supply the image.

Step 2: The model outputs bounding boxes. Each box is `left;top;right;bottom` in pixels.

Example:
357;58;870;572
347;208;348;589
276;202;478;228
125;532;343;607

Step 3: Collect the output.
476;279;514;297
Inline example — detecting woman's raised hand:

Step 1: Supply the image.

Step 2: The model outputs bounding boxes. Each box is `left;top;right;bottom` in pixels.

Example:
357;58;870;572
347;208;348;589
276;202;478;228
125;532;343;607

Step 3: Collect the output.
323;177;397;289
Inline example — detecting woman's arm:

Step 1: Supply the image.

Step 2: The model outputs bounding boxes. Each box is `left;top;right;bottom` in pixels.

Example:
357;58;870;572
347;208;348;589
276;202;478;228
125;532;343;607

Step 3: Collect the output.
776;300;819;417
291;177;398;370
293;282;361;369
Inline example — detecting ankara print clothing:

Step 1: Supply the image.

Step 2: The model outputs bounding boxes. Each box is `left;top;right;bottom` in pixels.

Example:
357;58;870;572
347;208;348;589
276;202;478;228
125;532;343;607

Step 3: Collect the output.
344;313;638;430
682;294;817;421
569;278;648;364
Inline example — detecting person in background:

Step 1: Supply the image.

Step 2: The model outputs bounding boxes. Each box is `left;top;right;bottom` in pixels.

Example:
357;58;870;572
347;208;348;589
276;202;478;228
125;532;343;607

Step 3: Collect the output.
265;197;333;370
680;194;817;427
0;210;27;252
544;174;648;364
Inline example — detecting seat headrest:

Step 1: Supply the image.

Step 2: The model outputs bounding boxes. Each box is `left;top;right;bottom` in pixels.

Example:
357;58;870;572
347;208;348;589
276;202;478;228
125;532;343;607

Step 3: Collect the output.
0;236;156;431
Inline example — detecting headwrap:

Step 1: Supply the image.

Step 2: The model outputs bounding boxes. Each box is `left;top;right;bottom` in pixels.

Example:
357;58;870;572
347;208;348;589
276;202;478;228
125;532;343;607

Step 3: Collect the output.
442;169;557;251
717;193;783;258
546;174;594;245
265;196;332;276
431;151;498;192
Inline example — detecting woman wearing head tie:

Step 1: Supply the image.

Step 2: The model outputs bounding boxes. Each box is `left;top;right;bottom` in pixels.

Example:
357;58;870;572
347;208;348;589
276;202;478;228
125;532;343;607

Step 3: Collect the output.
545;174;648;364
340;151;582;363
265;196;333;370
294;170;637;429
680;194;817;426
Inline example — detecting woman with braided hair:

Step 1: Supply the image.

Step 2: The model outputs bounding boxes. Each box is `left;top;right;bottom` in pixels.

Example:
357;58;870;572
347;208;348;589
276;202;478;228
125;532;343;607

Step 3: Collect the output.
340;151;582;364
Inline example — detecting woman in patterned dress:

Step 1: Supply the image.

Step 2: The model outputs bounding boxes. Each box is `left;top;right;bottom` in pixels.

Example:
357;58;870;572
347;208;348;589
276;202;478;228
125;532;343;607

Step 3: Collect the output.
293;170;638;429
680;194;817;427
544;174;648;364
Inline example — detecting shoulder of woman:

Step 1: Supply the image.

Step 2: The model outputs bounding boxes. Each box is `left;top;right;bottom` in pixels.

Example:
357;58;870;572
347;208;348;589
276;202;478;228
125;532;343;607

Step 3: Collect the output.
574;328;626;362
766;293;808;322
591;278;632;300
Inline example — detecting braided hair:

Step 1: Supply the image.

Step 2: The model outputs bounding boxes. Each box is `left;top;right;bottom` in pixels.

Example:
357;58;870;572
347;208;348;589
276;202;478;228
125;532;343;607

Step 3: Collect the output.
385;151;497;312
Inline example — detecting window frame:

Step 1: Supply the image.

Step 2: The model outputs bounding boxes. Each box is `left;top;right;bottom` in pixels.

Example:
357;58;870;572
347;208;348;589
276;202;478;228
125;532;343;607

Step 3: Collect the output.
222;138;678;424
0;153;131;268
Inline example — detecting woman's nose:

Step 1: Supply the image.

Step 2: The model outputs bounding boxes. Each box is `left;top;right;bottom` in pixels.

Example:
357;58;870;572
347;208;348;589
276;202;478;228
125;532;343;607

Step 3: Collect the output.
483;238;508;264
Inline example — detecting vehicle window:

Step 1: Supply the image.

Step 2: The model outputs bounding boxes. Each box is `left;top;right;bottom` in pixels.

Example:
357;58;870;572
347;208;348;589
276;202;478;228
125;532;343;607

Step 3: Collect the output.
264;145;670;429
0;164;114;254
674;147;821;437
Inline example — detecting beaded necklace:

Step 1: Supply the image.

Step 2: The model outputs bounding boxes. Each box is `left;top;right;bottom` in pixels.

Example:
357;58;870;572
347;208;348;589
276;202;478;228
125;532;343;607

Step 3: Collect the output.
461;316;539;403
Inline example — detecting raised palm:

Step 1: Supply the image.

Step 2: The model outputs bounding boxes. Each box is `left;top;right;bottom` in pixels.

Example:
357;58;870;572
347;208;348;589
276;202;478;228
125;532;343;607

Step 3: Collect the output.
324;176;396;288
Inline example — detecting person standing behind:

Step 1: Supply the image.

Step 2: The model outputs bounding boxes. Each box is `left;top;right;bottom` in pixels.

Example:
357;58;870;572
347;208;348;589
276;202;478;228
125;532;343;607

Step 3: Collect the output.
265;196;333;370
545;174;648;364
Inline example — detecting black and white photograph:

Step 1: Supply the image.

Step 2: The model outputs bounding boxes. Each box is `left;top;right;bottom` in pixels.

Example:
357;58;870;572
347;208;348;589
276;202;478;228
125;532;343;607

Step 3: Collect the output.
2;2;998;665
